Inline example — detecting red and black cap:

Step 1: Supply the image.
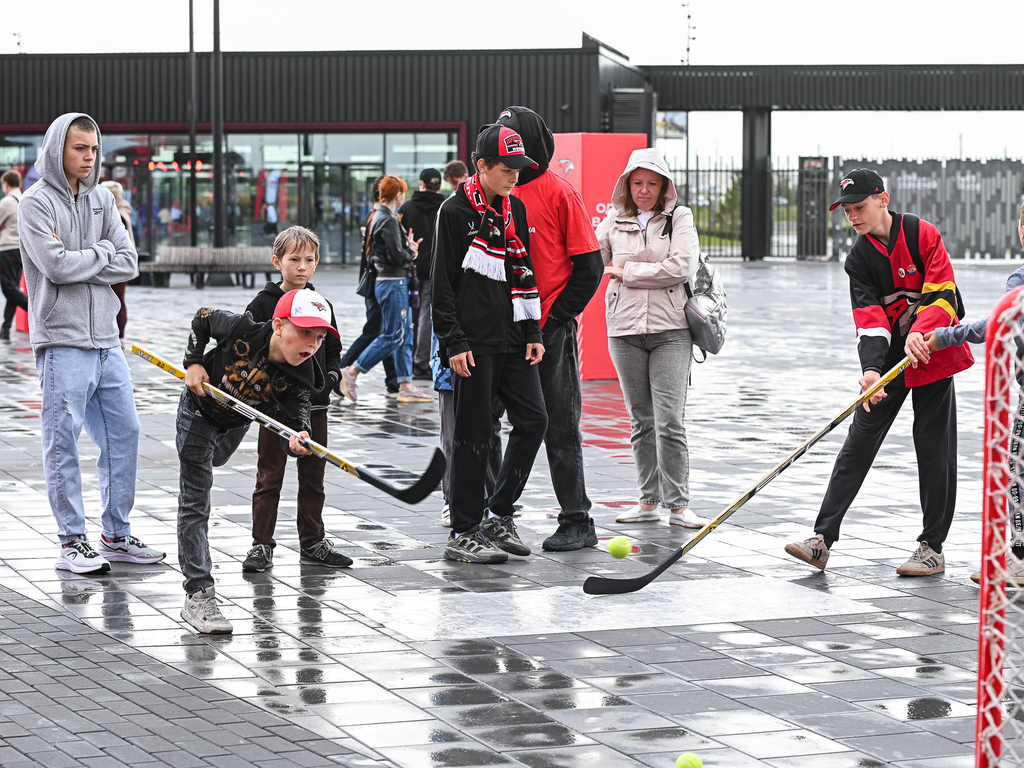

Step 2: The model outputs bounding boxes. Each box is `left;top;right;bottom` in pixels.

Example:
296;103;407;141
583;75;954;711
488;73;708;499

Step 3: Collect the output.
475;124;538;170
273;289;340;339
829;168;886;211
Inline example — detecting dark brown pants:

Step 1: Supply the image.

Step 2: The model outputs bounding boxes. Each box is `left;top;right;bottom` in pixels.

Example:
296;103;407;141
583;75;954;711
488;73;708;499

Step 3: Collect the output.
251;409;327;549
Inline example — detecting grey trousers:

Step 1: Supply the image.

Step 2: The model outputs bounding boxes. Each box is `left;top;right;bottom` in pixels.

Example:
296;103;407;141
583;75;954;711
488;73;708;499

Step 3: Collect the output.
414;277;433;367
608;329;692;509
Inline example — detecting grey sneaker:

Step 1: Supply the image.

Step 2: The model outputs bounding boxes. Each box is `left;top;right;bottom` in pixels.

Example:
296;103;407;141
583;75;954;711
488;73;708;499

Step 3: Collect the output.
785;534;830;570
242;543;273;573
300;539;353;568
181;587;233;634
55;537;111;574
897;541;945;576
444;530;508;564
99;534;166;564
971;554;1024;586
478;515;530;557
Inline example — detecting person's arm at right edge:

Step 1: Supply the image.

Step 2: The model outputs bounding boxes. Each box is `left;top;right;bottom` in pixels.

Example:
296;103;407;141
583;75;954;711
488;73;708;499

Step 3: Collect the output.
19;194;135;285
926;268;1024;351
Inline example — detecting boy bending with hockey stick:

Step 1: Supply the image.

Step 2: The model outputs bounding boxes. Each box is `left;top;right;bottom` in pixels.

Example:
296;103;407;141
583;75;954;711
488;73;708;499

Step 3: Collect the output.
785;169;973;577
923;201;1024;584
177;289;338;633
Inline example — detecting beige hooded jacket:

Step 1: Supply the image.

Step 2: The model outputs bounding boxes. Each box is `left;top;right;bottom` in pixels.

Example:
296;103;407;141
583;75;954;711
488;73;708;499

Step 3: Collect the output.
596;148;700;337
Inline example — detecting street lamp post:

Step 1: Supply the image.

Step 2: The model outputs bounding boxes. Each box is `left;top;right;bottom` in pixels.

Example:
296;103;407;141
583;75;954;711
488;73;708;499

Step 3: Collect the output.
211;0;225;249
188;0;197;247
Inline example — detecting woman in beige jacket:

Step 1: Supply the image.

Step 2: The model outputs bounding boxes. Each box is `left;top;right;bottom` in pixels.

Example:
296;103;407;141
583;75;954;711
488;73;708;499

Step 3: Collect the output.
597;148;706;528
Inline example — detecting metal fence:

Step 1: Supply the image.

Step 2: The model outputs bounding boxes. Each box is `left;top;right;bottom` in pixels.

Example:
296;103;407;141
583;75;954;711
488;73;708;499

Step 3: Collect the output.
669;156;1024;260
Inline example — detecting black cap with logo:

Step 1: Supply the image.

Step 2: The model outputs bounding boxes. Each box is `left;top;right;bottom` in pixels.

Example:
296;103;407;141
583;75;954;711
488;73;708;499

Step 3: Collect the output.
475;124;538;170
829;168;886;211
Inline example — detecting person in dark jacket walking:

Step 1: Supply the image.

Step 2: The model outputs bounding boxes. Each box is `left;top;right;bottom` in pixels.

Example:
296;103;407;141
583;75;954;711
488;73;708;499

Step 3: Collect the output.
495;106;605;551
340;176;433;404
241;226;351;573
432;124;548;564
399;168;445;377
0;170;26;340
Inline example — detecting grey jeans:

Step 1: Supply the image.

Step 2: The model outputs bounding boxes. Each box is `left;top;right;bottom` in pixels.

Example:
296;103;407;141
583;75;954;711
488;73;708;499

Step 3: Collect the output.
414;277;432;367
608;329;692;509
176;390;251;596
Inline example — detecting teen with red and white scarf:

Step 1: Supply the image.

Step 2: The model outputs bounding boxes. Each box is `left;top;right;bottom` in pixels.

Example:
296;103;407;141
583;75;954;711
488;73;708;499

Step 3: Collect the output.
431;124;548;565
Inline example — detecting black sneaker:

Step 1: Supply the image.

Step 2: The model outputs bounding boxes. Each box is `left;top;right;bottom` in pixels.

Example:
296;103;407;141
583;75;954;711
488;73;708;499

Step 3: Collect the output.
0;324;9;341
300;539;353;568
444;530;508;564
242;543;273;572
542;520;598;552
478;515;531;556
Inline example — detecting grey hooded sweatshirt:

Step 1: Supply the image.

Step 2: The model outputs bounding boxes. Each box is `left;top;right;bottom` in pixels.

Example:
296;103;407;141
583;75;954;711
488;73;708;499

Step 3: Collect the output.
19;112;137;354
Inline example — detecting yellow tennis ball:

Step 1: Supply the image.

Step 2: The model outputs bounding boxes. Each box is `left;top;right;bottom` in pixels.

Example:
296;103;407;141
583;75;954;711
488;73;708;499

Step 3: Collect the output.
607;536;632;559
676;754;703;768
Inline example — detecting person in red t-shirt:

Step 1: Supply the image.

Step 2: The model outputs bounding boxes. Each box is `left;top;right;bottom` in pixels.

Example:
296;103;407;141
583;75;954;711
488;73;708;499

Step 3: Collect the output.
495;106;604;552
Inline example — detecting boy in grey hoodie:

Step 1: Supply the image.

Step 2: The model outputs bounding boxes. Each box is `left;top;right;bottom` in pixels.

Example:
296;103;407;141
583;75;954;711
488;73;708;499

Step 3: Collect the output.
19;112;164;574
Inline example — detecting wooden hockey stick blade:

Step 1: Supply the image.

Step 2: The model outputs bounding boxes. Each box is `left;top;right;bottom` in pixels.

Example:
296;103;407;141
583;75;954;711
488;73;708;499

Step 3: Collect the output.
583;356;912;595
132;344;445;504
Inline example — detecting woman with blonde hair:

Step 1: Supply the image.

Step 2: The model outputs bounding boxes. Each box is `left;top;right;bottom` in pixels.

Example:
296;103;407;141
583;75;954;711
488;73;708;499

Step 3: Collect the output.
340;175;432;403
598;148;707;529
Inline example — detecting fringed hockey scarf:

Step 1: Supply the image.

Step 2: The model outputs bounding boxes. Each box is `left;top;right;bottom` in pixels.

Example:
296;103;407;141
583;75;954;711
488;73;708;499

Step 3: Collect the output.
462;175;540;322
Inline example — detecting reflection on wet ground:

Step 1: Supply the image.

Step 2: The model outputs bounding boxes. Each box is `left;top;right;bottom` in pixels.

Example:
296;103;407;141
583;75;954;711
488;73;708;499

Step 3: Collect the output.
0;262;1007;766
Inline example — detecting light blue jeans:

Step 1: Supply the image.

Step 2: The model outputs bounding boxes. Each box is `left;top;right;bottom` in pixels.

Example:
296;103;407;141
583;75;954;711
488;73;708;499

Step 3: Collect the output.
36;346;141;544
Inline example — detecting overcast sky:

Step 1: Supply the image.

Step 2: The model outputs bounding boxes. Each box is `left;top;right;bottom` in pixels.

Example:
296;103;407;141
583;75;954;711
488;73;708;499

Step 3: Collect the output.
3;0;1022;162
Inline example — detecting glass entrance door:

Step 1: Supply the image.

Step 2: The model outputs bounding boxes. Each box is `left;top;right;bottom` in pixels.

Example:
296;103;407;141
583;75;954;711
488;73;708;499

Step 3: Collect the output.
299;163;382;264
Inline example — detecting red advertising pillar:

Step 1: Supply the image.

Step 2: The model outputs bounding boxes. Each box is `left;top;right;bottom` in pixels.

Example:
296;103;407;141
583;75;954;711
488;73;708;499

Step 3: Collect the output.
552;132;647;380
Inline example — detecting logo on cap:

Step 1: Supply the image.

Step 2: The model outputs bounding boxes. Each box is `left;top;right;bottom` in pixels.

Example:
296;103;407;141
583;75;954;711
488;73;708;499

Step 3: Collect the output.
503;133;525;156
840;178;855;190
311;301;326;312
499;109;512;119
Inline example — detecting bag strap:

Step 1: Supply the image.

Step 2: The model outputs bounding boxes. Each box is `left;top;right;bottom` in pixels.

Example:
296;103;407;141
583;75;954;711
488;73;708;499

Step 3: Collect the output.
661;209;674;243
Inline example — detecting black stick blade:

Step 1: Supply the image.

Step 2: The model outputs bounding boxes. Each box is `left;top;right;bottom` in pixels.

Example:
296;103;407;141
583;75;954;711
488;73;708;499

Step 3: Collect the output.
582;549;684;595
355;448;446;504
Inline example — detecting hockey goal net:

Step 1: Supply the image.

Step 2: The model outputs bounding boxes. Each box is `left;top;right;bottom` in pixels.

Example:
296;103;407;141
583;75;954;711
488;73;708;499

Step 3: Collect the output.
978;285;1024;766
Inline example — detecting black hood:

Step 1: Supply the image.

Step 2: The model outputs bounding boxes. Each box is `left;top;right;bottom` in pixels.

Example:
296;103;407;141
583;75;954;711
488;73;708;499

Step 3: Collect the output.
495;106;554;186
409;189;445;215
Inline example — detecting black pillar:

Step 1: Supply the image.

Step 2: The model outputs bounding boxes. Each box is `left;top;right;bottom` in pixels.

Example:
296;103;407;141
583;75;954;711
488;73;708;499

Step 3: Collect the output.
741;107;771;261
188;0;197;247
211;0;225;248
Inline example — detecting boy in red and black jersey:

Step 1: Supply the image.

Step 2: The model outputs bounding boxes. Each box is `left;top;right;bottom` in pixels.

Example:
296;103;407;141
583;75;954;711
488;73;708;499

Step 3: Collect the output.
785;169;973;577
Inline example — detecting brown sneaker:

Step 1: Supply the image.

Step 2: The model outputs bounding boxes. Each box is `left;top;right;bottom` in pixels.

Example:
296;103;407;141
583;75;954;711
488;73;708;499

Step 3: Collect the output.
784;534;830;570
970;555;1024;586
897;541;945;576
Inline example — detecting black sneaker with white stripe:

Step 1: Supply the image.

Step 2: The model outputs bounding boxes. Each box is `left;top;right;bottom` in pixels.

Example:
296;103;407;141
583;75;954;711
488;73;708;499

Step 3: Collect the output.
55;537;111;574
784;533;830;571
896;541;945;576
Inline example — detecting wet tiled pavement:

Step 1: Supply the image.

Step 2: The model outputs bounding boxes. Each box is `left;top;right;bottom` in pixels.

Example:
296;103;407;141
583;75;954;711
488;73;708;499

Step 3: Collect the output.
0;260;1013;767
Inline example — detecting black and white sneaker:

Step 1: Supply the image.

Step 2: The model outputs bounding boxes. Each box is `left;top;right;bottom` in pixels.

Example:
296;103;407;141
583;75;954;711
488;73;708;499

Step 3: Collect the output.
300;539;353;568
444;530;508;564
896;541;944;576
55;537;111;574
479;515;530;556
242;543;273;573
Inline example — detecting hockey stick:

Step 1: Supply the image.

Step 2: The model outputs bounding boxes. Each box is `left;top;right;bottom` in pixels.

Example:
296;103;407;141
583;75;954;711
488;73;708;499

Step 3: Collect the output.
582;356;913;595
132;344;445;505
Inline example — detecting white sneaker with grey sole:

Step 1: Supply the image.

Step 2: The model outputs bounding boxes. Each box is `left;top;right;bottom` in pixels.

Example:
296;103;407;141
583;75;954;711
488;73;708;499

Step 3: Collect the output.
55;538;111;574
181;587;233;634
615;504;660;523
669;508;707;528
99;534;166;564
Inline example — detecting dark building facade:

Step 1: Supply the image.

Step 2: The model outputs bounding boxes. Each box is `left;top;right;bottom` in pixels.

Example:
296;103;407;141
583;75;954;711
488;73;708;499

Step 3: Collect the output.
1;39;1020;261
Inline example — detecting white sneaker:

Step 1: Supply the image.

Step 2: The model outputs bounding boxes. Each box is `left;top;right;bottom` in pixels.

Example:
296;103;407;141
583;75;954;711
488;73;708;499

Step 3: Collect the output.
970;555;1024;586
615;504;660;523
441;503;451;528
181;587;233;634
340;368;358;403
55;538;111;574
99;534;166;564
397;385;433;403
669;508;708;529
